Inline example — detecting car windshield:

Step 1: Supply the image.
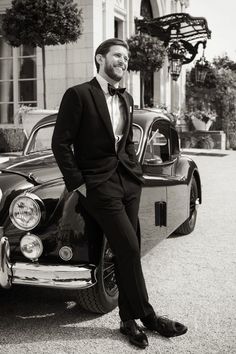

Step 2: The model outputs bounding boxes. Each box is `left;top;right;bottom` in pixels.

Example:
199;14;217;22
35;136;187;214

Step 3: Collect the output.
26;123;142;155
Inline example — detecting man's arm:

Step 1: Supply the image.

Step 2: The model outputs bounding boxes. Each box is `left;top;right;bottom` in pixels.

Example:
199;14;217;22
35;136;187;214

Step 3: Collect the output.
52;87;85;192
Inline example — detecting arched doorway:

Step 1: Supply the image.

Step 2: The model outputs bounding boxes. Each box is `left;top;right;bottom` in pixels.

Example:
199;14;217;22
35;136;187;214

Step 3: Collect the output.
141;0;154;107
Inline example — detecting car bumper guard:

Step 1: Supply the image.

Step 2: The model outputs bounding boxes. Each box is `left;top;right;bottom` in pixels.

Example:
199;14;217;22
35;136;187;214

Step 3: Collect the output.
0;232;97;290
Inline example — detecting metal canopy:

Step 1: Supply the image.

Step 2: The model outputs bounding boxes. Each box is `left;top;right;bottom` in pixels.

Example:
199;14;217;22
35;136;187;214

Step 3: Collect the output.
135;13;211;46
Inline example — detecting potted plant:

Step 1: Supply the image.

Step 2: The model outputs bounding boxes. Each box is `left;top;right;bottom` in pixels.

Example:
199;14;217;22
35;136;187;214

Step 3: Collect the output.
187;110;216;131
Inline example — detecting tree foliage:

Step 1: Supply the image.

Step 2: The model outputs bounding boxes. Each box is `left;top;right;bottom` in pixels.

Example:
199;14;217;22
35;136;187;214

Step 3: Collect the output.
212;55;236;72
2;0;83;47
127;32;166;74
127;33;166;107
2;0;83;108
186;55;236;137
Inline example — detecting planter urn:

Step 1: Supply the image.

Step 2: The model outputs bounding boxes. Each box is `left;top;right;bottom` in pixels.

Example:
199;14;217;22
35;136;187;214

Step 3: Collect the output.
192;117;213;131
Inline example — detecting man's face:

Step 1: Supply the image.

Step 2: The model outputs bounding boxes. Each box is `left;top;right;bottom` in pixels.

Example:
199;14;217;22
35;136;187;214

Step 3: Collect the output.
97;45;129;82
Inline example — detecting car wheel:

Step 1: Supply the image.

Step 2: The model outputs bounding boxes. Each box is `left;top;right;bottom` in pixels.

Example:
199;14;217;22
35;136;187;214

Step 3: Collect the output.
76;238;118;314
174;177;199;235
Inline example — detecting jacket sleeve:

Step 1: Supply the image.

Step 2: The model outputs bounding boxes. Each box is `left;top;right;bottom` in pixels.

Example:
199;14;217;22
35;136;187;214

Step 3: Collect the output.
51;87;84;192
125;95;139;163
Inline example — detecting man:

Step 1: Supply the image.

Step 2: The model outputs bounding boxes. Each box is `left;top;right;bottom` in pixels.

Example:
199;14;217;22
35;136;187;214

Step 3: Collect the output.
52;38;187;349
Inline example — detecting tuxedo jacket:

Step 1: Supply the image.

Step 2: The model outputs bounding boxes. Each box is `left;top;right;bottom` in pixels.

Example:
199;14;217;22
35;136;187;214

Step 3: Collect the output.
52;77;144;192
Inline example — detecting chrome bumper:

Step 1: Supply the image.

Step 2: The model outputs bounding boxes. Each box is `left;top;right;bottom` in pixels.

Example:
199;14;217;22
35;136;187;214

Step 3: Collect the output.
0;235;97;290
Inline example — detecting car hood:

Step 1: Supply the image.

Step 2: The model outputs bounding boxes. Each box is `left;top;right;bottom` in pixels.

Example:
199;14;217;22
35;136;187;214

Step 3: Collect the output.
0;152;62;185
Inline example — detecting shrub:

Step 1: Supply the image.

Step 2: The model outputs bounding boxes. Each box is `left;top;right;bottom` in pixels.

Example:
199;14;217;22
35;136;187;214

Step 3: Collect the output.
0;128;27;152
229;132;236;150
195;135;214;149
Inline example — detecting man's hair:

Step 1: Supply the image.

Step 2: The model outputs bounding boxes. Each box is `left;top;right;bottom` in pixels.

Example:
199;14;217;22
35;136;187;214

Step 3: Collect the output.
94;38;129;72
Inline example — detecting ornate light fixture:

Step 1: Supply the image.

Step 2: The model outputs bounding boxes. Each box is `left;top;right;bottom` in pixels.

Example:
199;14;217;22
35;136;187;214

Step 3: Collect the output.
135;13;211;81
167;40;186;80
194;44;211;85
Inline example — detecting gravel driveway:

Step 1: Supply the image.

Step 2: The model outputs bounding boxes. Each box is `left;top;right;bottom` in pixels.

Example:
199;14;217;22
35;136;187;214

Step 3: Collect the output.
0;149;235;354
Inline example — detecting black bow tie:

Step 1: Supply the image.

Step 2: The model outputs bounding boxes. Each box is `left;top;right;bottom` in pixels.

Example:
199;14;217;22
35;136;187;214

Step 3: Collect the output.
108;84;126;96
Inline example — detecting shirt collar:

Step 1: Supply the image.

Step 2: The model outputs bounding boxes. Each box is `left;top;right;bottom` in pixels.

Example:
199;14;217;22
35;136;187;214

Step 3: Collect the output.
96;74;119;94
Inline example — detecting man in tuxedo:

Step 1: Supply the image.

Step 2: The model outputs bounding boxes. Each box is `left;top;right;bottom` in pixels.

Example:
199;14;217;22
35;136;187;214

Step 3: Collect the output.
52;38;187;349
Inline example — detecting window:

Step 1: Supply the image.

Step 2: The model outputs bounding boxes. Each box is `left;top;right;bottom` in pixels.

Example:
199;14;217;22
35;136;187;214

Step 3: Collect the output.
0;17;37;124
26;124;54;154
170;126;180;155
0;22;13;124
132;124;142;154
143;120;171;165
114;18;123;39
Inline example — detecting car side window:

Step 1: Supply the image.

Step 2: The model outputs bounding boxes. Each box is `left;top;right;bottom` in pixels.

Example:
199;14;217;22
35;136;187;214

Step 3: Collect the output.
27;124;54;154
170;127;180;156
132;124;142;154
143;120;170;165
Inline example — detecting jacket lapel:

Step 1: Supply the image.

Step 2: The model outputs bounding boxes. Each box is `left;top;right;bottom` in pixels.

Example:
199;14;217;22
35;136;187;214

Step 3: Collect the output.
89;78;115;142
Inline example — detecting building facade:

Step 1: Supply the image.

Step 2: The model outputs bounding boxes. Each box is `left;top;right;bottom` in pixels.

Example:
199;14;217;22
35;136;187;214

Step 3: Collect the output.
0;0;189;127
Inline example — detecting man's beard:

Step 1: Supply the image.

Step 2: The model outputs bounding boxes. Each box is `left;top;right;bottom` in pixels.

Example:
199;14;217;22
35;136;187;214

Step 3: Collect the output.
104;63;124;82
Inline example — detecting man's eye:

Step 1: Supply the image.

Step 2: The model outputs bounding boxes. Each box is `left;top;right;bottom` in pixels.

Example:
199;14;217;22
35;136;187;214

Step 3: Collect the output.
114;54;128;62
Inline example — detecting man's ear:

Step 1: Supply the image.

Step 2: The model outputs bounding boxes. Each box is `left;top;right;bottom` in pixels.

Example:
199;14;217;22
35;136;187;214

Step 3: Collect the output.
95;54;104;67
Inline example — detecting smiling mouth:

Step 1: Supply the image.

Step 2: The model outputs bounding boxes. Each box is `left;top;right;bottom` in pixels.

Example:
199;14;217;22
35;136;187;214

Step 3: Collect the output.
115;66;125;71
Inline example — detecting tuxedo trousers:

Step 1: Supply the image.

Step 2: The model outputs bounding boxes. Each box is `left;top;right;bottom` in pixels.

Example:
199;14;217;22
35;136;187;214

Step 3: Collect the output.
86;163;154;321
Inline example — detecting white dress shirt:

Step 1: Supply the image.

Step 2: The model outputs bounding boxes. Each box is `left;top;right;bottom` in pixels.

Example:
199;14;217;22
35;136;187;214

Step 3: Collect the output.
96;74;125;149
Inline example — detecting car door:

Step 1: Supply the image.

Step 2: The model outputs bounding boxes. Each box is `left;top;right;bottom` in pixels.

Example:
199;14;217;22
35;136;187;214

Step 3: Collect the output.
165;124;189;235
138;119;167;255
139;119;188;255
139;179;167;256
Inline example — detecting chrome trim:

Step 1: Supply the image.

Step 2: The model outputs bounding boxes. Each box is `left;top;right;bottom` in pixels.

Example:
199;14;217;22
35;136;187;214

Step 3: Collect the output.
0;188;2;204
0;236;12;288
0;234;97;290
4;154;54;170
132;123;144;156
143;174;168;181
143;174;186;182
12;262;96;289
195;198;200;210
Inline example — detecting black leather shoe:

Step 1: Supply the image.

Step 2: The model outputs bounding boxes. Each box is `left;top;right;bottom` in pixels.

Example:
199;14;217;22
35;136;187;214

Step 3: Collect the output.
141;313;188;338
120;320;149;349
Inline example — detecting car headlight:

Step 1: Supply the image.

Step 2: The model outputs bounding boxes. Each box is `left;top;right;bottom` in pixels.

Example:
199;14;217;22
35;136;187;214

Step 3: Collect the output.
20;233;43;261
9;193;44;231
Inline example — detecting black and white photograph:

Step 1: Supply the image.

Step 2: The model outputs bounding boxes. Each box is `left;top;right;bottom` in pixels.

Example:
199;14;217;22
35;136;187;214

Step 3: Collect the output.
0;0;235;353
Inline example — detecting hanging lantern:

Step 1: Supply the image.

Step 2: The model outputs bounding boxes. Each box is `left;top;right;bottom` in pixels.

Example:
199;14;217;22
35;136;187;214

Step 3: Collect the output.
168;41;187;81
194;54;210;85
135;14;211;82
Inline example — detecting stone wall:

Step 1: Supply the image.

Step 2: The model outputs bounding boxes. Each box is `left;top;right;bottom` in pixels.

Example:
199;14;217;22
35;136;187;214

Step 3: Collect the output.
179;131;226;150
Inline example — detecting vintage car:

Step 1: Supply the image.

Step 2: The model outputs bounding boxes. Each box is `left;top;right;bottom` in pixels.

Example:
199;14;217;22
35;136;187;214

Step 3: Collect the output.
0;109;201;314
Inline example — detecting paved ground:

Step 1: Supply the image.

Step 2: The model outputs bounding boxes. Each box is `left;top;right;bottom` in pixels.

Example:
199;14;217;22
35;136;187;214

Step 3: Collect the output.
0;149;235;353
